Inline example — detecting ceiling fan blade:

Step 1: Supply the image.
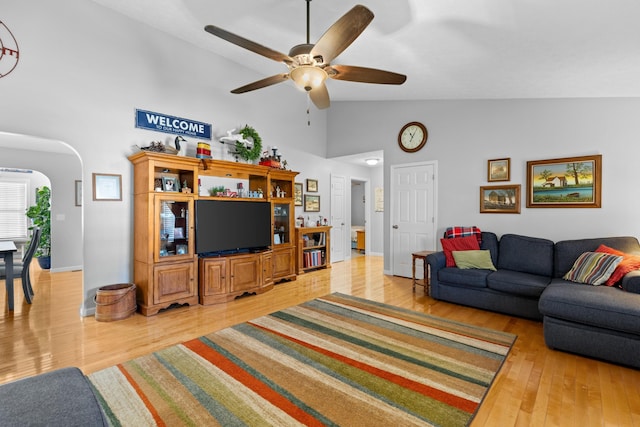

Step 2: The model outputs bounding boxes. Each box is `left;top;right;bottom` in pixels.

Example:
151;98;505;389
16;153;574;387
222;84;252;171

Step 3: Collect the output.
327;65;407;85
204;25;293;64
309;84;330;109
311;5;374;64
231;74;290;94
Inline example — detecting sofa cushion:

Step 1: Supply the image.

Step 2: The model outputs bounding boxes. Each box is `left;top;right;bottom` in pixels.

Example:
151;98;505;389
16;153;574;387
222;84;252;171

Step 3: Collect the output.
438;267;490;289
539;280;640;335
554;236;640;278
562;252;623;286
595;244;640;286
621;270;640;294
497;234;554;277
441;235;480;267
487;269;551;297
452;250;496;270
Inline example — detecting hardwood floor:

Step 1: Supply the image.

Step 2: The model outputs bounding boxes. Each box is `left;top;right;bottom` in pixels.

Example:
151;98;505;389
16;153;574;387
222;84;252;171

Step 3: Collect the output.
2;256;639;426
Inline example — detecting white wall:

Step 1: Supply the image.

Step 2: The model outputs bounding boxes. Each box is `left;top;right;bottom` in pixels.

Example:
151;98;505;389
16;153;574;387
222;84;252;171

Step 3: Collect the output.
328;99;640;271
2;0;327;314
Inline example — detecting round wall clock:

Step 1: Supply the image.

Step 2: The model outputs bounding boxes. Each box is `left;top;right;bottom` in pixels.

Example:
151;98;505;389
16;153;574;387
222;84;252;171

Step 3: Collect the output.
398;121;428;153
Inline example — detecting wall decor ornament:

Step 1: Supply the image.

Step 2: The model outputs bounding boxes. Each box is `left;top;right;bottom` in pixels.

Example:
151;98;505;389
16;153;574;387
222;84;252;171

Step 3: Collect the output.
235;125;262;161
526;155;601;208
304;194;320;212
488;158;510;182
306;179;318;192
480;185;521;214
93;173;122;201
294;183;303;206
0;20;20;78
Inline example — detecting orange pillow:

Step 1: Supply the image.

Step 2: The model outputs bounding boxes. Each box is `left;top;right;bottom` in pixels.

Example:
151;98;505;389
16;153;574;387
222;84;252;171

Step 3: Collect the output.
595;244;640;286
441;235;481;267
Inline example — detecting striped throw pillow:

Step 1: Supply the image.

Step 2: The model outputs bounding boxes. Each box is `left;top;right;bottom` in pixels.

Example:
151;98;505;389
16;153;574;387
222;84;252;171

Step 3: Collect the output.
563;252;623;286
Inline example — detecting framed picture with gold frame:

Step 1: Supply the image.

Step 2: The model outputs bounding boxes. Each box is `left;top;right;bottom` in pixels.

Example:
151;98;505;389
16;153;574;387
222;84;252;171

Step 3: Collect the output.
480;184;521;214
488;158;510;182
526;155;601;208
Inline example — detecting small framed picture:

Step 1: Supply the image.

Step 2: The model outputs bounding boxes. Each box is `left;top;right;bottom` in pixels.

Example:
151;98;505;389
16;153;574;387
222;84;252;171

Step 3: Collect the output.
306;179;318;192
488;158;510;182
480;184;521;214
294;183;303;206
92;173;122;201
173;227;185;239
304;194;320;212
75;180;82;206
162;176;179;192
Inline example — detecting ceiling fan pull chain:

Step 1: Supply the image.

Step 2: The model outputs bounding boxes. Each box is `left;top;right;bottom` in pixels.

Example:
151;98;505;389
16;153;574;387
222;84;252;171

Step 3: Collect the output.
307;95;311;126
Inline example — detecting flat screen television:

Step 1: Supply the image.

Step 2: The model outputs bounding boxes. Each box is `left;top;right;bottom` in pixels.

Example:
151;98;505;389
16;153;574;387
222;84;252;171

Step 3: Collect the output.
195;200;272;255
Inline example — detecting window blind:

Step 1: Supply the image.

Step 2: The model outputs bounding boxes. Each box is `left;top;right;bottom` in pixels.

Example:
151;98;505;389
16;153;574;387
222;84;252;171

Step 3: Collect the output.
0;180;29;240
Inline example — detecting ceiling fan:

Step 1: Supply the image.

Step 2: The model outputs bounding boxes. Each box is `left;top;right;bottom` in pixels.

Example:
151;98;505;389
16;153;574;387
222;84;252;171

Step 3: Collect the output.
204;1;407;109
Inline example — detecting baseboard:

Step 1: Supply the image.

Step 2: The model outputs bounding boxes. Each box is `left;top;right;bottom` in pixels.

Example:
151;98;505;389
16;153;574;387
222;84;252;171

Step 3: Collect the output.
50;265;83;273
80;305;95;317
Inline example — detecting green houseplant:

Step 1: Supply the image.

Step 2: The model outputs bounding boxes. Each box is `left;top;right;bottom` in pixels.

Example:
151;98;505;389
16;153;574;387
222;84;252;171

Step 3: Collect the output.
26;185;51;270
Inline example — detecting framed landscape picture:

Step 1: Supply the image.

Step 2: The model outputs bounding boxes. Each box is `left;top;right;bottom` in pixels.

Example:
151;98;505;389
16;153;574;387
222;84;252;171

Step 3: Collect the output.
294;183;303;206
304;194;320;212
480;184;521;213
488;158;510;182
526;155;601;208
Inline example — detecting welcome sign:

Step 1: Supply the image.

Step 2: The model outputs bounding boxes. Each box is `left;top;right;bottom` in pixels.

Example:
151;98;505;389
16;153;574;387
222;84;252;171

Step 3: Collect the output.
135;109;212;140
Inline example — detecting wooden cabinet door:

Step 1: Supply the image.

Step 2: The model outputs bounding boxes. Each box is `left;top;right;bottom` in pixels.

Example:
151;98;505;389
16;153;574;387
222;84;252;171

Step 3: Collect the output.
262;252;273;287
153;261;195;304
273;246;295;279
229;255;261;292
200;258;227;296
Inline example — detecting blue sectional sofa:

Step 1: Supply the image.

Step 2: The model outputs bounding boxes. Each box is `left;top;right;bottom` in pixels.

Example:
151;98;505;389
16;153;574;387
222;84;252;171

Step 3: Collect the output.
426;232;640;368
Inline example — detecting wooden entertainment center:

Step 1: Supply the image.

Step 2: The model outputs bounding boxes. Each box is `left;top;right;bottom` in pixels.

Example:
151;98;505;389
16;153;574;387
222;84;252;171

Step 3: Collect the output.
129;151;298;315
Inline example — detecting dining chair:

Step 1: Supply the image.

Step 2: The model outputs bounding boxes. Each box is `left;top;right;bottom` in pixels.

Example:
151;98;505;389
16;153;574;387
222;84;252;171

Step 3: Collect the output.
0;227;41;304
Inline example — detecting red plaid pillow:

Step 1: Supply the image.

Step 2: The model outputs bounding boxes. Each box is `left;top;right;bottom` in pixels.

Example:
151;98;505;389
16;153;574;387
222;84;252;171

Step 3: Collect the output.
441;235;481;267
445;226;482;245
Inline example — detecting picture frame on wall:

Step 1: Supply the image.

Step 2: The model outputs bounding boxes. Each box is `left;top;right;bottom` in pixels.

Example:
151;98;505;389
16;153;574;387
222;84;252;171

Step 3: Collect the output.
304;194;320;212
480;184;521;213
294;182;303;206
526;154;602;208
92;173;122;201
306;179;318;192
488;158;510;182
75;180;82;206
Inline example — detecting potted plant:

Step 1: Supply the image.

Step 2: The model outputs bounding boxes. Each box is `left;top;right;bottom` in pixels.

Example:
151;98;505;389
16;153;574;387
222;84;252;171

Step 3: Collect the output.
26;186;51;270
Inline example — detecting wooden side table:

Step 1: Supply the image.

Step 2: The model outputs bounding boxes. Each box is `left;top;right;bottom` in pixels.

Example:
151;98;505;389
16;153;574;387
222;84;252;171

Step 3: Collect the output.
412;250;435;295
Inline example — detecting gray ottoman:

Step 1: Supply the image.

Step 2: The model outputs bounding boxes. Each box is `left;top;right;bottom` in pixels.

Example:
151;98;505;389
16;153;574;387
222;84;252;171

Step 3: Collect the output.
0;367;107;426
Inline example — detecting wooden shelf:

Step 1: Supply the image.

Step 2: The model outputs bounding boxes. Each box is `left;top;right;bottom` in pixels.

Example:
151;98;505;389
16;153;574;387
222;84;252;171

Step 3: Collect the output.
296;226;331;273
129;152;299;314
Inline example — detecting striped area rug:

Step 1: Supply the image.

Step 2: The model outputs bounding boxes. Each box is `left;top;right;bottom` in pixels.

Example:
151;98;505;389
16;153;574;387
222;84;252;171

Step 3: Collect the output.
88;293;515;426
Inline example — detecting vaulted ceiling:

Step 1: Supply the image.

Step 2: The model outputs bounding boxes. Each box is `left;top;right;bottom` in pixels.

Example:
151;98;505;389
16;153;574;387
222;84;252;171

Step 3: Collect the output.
92;0;640;102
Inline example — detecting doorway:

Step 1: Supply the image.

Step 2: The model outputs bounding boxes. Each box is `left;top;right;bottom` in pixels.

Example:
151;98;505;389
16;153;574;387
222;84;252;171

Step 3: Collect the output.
390;161;438;278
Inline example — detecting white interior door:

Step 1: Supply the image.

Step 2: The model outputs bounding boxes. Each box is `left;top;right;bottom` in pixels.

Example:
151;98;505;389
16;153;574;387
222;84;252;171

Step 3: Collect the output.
391;162;437;278
330;174;346;263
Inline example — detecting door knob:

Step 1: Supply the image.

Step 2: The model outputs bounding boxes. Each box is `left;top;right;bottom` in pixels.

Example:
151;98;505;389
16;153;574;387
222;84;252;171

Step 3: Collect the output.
392;225;399;229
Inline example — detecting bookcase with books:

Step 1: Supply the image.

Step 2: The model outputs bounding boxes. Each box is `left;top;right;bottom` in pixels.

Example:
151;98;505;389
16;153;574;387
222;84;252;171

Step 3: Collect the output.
295;226;331;273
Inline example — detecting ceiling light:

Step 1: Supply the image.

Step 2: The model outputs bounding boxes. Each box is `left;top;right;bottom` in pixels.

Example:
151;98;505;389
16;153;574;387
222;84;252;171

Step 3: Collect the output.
290;66;327;92
365;158;379;166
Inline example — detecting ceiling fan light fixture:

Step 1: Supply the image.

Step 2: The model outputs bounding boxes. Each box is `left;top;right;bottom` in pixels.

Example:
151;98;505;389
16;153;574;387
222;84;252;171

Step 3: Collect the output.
365;158;379;166
290;66;327;92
